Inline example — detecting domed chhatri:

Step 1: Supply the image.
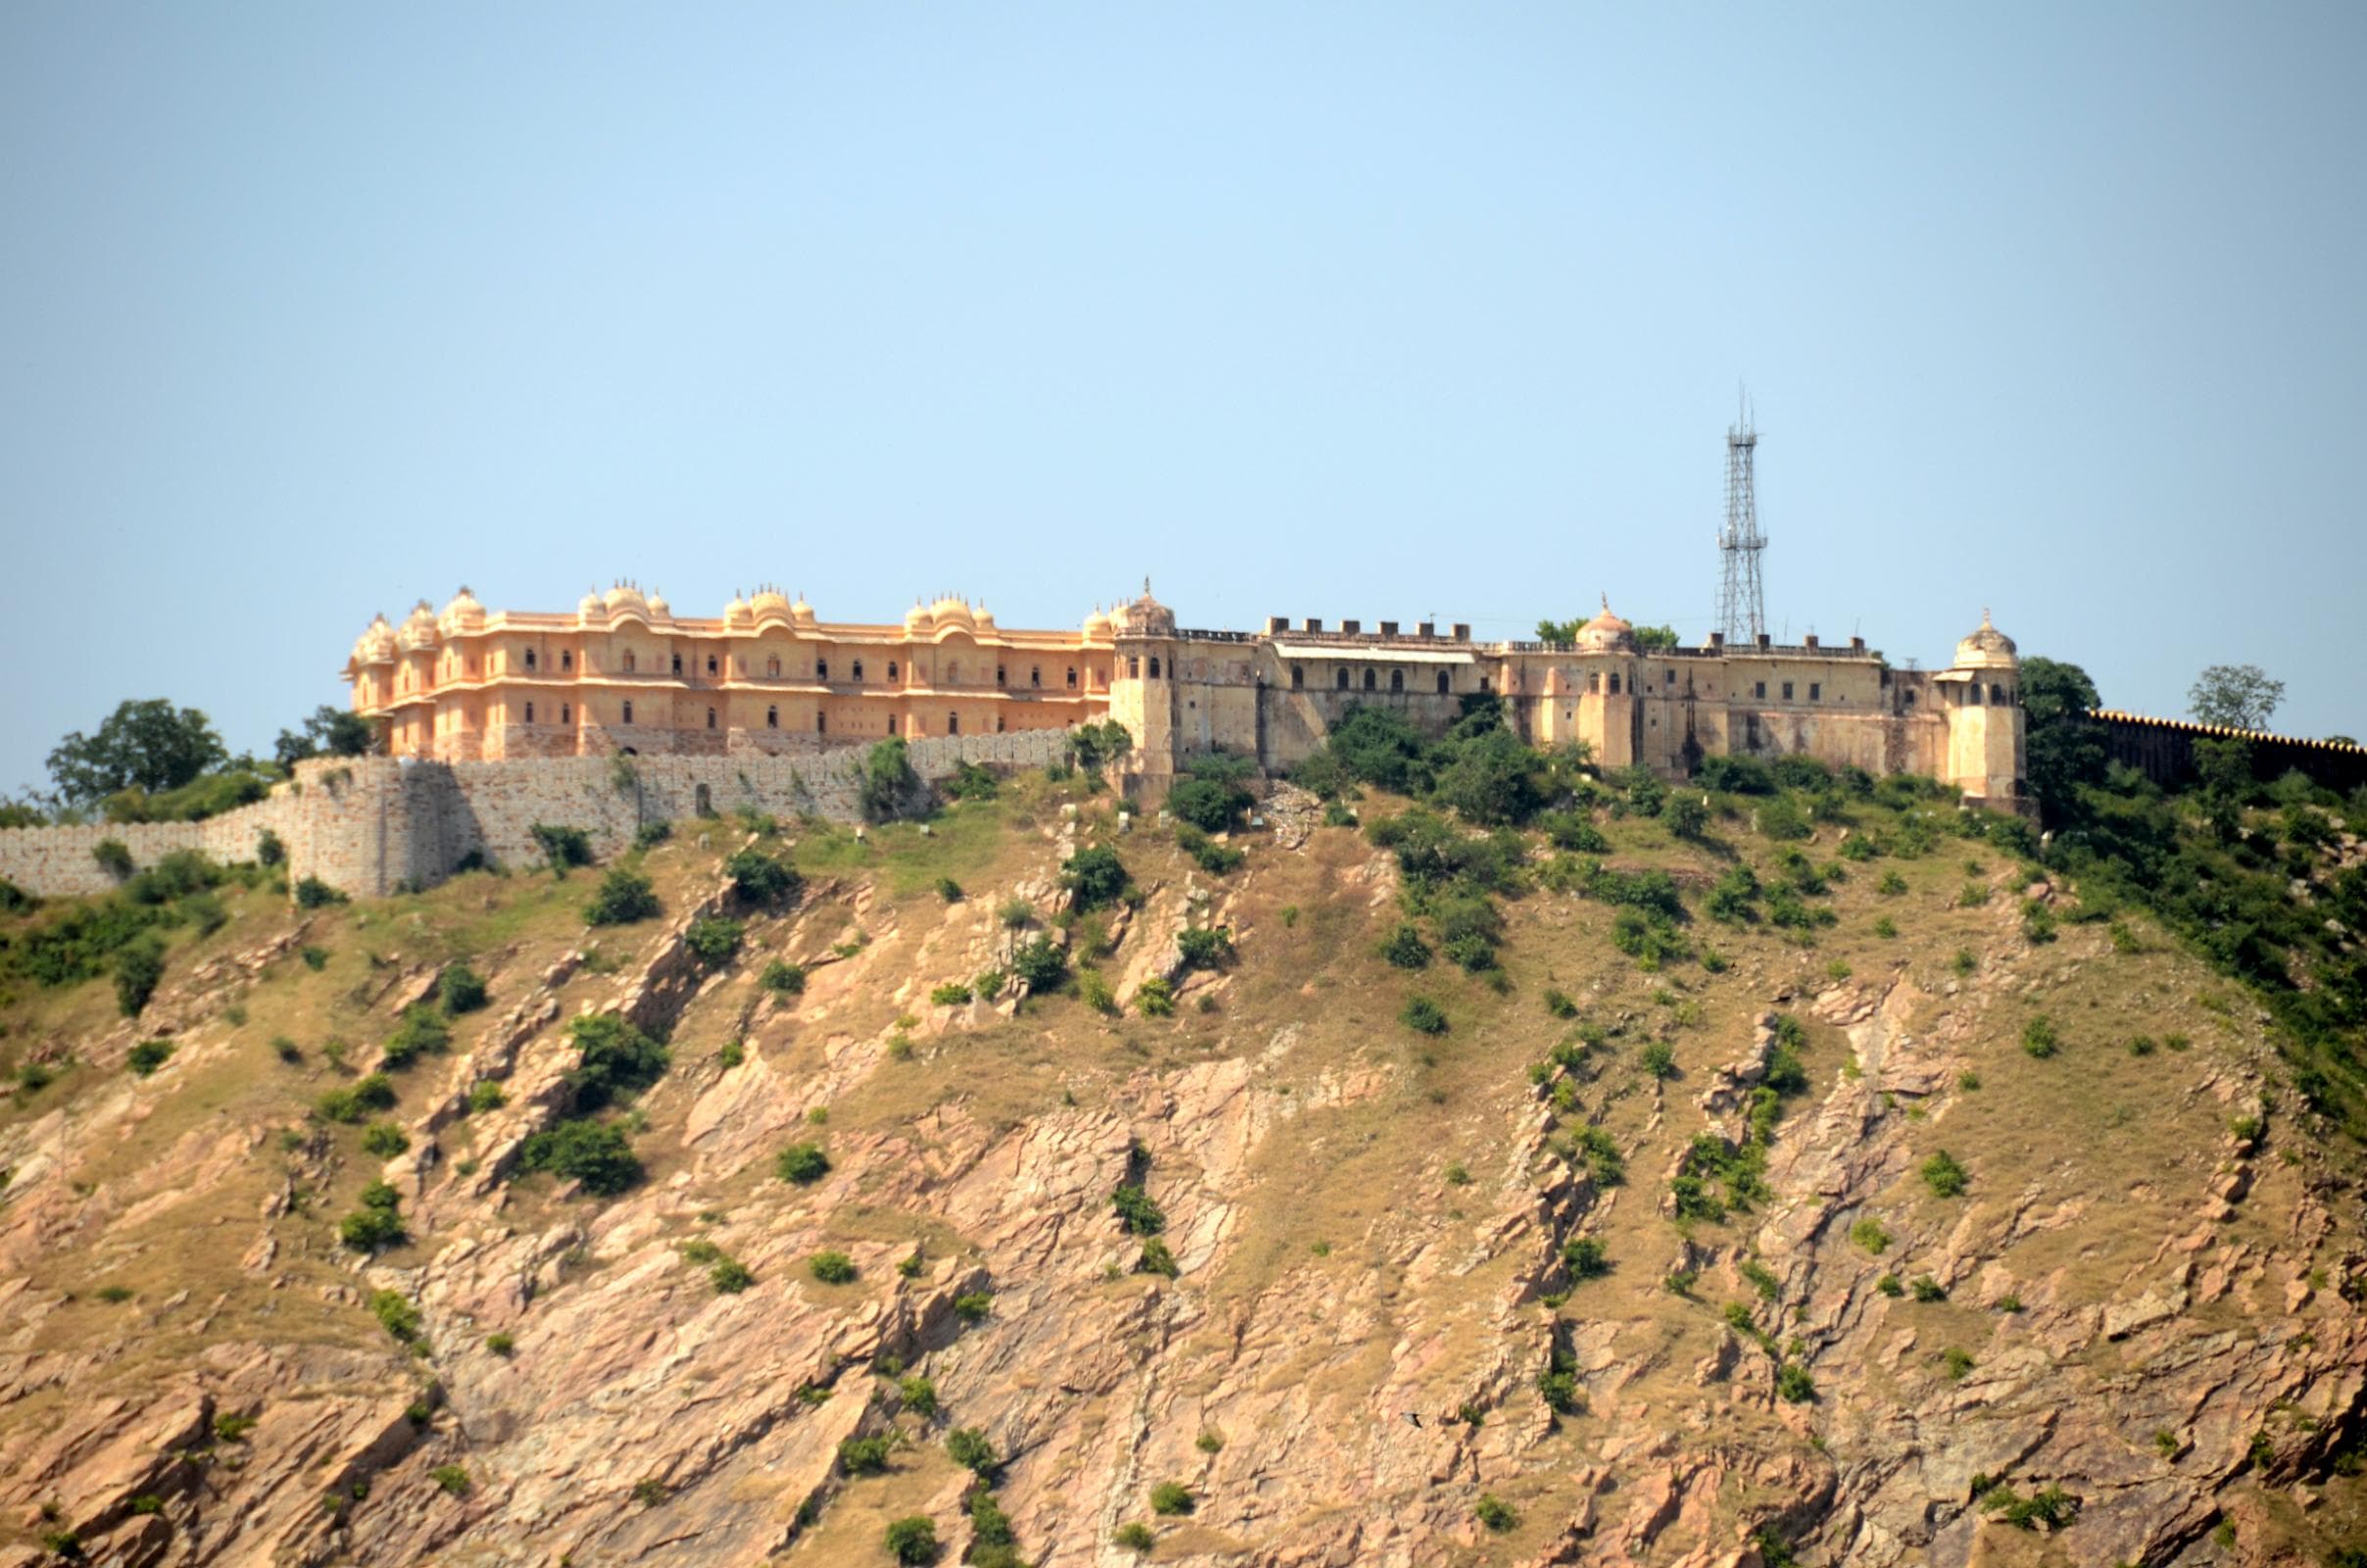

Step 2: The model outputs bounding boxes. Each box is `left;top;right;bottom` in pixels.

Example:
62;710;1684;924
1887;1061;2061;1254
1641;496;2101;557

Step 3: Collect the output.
1576;595;1634;651
353;613;397;667
396;599;441;652
1110;578;1176;637
341;578;2029;813
1954;609;2019;670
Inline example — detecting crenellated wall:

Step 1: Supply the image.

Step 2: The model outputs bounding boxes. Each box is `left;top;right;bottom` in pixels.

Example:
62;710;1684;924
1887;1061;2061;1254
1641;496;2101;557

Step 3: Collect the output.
0;730;1073;901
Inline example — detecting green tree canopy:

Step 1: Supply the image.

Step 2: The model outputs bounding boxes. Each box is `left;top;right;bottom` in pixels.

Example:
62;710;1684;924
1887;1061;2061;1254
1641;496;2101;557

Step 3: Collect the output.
2189;664;2285;732
2019;656;2106;829
48;700;228;806
274;706;378;767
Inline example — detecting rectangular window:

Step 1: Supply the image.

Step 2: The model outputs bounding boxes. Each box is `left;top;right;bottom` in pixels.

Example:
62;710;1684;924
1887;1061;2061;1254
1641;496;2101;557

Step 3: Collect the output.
1781;682;1794;701
1754;681;1766;700
1808;682;1821;702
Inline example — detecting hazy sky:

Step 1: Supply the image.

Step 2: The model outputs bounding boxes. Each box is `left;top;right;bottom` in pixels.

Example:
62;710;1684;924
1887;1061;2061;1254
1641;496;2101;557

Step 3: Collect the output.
5;3;2362;793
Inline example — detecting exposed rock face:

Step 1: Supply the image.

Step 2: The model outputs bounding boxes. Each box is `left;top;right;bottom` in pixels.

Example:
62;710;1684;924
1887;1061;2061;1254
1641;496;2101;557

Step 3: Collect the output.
2;823;2362;1568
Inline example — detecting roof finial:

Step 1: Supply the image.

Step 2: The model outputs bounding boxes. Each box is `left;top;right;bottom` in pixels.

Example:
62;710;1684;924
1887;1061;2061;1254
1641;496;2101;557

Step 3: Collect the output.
1982;607;1993;626
1144;575;1153;598
1601;591;1610;613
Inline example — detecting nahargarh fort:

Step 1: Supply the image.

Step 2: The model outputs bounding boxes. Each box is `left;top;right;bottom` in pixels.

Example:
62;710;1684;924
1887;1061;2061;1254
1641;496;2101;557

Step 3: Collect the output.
0;582;2026;900
346;581;2026;808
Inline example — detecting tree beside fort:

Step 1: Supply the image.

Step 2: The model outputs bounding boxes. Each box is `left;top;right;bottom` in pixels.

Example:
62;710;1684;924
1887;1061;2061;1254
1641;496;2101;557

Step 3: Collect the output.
46;700;228;807
2189;663;2285;733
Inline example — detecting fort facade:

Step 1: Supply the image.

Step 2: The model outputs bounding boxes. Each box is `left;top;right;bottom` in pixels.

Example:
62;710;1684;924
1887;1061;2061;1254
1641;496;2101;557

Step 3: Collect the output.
349;583;2028;809
0;585;2028;901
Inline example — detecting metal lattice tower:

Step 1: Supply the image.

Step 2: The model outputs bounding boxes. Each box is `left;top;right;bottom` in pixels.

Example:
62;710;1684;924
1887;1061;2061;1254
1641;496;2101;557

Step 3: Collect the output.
1716;406;1766;642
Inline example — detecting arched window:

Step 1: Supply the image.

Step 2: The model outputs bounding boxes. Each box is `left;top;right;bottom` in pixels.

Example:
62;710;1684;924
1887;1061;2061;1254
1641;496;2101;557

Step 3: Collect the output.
561;703;571;725
852;659;864;681
947;662;959;685
1065;667;1076;689
1609;673;1621;695
695;783;712;814
1028;664;1042;688
816;712;827;734
1291;665;1305;690
766;656;781;678
816;657;829;680
1336;668;1350;690
624;651;637;673
706;708;716;730
1436;670;1451;695
996;714;1007;732
1390;669;1404;692
766;705;779;729
670;653;681;675
948;712;960;734
997;665;1007;687
1362;669;1376;691
1128;657;1141;678
707;655;718;676
622;700;634;724
524;648;537;671
524;701;535;722
562;651;573;672
888;661;900;682
1149;657;1161;678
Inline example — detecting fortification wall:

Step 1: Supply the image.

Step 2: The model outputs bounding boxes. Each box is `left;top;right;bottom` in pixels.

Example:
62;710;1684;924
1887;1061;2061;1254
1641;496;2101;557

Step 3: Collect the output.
0;729;1072;901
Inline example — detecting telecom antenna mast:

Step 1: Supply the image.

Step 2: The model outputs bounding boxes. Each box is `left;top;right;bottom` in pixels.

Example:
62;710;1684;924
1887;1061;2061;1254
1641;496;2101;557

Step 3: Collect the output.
1716;401;1766;643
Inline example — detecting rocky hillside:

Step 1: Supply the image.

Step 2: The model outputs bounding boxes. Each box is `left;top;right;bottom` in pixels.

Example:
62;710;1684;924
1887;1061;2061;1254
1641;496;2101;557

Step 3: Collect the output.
1;765;2363;1567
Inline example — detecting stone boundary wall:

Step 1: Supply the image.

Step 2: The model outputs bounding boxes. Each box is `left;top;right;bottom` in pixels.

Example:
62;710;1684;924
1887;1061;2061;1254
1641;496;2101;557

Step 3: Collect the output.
0;729;1073;901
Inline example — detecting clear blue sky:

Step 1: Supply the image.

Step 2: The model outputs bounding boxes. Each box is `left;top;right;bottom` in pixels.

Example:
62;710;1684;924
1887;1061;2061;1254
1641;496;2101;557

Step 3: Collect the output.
5;2;2362;794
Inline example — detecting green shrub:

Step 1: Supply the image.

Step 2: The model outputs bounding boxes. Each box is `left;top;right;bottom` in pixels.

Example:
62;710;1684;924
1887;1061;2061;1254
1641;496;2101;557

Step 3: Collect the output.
953;1290;992;1322
1877;1273;1903;1297
1114;1522;1158;1550
1011;934;1068;993
684;916;744;967
1921;1150;1969;1198
1942;1347;1975;1381
379;1006;449;1069
761;959;807;996
1640;1041;1677;1080
294;875;347;908
709;1256;755;1294
466;1080;505;1113
485;1332;515;1356
1562;1236;1609;1279
368;1288;422;1343
429;1463;471;1495
2021;1017;2058;1059
839;1433;894;1474
860;737;921;822
1542;988;1578;1019
1381;923;1433;969
1062;846;1130;911
1910;1275;1947;1302
1076;966;1119;1014
517;1119;641;1196
584;869;661;926
1135;976;1175;1016
529;823;594;875
632;820;672;851
1112;1183;1166;1235
114;937;167;1017
810;1250;857;1284
1136;1238;1180;1277
360;1121;409;1157
1400;996;1448;1035
1149;1481;1195;1516
438;963;488;1015
92;838;135;878
883;1515;939;1565
947;1426;1000;1477
725;849;803;906
1849;1218;1892;1254
1776;1361;1816;1402
1474;1493;1517;1532
898;1375;938;1418
126;1038;174;1076
1177;925;1234;971
300;944;330;970
563;1013;667;1109
776;1142;830;1185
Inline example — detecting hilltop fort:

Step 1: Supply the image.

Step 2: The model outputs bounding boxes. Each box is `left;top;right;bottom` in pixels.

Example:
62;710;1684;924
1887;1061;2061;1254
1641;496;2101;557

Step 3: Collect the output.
345;582;2027;804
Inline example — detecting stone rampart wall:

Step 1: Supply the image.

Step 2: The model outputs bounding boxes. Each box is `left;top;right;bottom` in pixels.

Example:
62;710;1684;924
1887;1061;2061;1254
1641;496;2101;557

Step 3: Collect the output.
0;729;1072;901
